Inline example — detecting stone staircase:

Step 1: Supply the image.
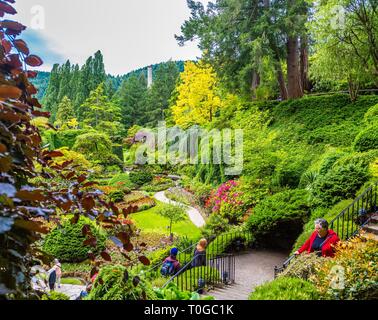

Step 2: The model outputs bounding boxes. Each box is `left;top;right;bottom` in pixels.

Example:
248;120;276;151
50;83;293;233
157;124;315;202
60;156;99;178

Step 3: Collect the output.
362;213;378;241
204;249;288;300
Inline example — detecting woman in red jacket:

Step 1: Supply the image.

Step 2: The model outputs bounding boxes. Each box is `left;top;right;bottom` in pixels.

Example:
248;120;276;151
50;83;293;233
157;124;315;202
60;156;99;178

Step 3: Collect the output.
295;218;340;258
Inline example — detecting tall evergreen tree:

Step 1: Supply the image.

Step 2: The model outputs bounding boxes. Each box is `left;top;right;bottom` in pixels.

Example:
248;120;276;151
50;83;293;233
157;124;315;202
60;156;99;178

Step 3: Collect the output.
115;73;148;128
176;0;310;100
79;83;122;127
55;96;75;127
144;61;180;126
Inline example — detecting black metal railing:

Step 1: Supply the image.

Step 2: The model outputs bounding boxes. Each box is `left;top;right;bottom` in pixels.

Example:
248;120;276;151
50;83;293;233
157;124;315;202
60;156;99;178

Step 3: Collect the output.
141;229;254;278
274;182;378;277
162;253;236;293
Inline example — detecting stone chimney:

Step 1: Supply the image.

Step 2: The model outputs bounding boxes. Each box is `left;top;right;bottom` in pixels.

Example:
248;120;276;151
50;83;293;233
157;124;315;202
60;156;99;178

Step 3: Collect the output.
147;65;153;88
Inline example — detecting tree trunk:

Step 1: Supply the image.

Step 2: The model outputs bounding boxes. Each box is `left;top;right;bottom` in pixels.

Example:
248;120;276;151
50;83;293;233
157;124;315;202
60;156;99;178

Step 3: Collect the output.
287;36;303;99
300;35;311;92
348;79;359;102
251;70;260;99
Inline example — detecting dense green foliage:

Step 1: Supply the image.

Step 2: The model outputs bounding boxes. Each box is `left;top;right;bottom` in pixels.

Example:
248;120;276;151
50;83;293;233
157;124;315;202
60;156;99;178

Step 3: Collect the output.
41;291;70;300
310;238;378;300
129;171;153;186
353;124;378;152
43;51;106;121
43;217;106;262
88;265;157;300
248;277;319;300
247;190;311;249
73;132;123;167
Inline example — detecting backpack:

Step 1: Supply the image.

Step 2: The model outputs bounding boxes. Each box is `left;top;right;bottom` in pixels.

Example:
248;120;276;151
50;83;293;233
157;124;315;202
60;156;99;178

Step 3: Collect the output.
160;260;175;276
48;269;56;284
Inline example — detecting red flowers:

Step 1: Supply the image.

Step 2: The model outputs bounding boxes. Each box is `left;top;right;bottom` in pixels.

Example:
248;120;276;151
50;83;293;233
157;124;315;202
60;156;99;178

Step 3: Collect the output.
205;180;244;213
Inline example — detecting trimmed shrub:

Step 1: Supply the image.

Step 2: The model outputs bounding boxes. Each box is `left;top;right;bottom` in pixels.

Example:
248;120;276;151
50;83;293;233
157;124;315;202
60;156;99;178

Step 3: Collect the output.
311;163;369;207
353;124;378;152
88;265;157;300
108;190;126;203
364;103;378;125
43;217;106;262
248;277;319;300
129;171;153;186
246;189;311;249
73;132;123;167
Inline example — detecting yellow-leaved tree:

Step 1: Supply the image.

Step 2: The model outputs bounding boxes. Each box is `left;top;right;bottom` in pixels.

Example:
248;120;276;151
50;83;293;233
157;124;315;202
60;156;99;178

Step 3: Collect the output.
171;61;221;129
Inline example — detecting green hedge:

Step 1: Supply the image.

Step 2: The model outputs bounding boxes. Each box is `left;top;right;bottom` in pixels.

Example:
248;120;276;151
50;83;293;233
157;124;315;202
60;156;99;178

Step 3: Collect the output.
43;217;106;263
311;163;369;208
248;277;319;300
246;189;311;249
129;171;153;186
353;124;378;152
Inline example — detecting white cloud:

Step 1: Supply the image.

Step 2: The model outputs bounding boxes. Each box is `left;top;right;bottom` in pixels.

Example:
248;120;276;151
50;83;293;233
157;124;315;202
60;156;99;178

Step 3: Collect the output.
12;0;211;74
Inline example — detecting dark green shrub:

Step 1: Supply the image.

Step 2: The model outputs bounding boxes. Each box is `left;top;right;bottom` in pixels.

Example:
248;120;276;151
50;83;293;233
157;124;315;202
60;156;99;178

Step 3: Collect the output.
201;215;231;239
207;231;255;256
54;129;87;149
248;277;319;300
43;217;106;262
129;171;153;186
112;144;124;163
246;189;311;249
311;163;369;207
73;132;123;167
353;125;378;152
88;265;157;300
41;291;70;300
108;190;126;203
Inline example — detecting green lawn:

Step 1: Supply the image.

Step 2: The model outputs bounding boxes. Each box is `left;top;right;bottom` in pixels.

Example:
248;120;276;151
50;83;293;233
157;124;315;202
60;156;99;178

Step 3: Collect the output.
130;201;201;239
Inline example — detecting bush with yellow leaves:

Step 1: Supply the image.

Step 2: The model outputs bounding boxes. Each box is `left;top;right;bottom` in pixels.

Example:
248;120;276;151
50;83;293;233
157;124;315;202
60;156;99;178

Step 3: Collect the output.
309;235;378;300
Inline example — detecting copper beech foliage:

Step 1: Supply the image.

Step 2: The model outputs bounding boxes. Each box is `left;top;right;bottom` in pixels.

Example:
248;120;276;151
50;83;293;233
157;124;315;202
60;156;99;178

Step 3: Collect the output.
0;0;149;299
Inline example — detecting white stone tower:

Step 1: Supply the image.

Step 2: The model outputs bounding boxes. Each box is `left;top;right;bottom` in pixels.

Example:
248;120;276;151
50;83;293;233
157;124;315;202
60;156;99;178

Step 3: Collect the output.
147;65;153;88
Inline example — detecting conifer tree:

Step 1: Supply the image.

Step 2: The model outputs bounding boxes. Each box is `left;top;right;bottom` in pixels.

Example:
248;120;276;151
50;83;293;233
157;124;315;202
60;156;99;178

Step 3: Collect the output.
55;96;76;128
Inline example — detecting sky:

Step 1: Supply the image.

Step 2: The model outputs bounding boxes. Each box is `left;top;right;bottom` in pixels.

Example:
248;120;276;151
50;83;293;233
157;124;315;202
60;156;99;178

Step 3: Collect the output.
12;0;211;75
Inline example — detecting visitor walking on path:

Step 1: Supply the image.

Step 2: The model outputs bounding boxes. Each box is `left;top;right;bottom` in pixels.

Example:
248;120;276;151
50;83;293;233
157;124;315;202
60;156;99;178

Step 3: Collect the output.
294;218;340;258
47;265;57;291
192;239;208;267
161;247;181;276
54;259;62;288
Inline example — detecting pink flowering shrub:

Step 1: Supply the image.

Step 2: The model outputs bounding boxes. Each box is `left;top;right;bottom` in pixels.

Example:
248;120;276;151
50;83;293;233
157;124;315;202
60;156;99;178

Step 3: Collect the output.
205;180;246;224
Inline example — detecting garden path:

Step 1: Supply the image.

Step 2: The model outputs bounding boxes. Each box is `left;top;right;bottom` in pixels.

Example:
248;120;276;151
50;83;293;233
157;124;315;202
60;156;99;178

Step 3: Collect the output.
206;249;288;300
56;284;86;300
154;191;206;228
